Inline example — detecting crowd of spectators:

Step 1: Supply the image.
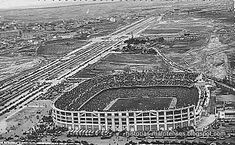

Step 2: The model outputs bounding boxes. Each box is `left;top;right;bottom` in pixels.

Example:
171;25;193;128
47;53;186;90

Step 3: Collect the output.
55;71;200;111
82;86;198;111
0;113;97;144
37;82;71;101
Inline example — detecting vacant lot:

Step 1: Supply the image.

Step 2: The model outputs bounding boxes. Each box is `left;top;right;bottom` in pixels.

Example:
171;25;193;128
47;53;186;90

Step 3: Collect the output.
72;53;171;78
37;39;88;56
0;100;52;138
142;28;183;35
0;56;43;81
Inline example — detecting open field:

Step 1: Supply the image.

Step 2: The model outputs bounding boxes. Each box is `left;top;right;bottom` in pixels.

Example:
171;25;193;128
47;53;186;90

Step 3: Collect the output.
142;28;183;35
141;16;211;55
0;100;52;137
196;10;235;25
0;56;43;81
0;1;169;22
141;10;235;80
37;39;89;56
72;53;171;78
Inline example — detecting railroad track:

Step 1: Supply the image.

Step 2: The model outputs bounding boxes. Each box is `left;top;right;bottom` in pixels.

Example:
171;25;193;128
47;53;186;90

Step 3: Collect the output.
0;16;156;116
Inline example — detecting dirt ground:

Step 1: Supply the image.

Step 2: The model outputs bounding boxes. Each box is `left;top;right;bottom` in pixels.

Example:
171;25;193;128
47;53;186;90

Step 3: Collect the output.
0;56;43;81
0;100;52;139
143;11;235;80
72;53;172;78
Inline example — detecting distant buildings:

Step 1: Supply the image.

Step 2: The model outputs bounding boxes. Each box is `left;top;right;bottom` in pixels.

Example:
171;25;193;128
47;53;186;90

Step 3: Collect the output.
109;17;116;23
226;73;235;87
225;53;235;87
0;30;21;38
218;110;235;121
56;32;77;39
216;94;235;121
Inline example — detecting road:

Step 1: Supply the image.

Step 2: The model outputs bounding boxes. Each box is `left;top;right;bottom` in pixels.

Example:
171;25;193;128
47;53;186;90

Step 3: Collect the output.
152;47;235;94
214;81;235;92
0;16;158;116
152;47;192;73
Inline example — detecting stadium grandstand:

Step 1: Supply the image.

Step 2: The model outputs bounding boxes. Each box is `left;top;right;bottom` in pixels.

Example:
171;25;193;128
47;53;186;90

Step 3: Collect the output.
52;71;210;132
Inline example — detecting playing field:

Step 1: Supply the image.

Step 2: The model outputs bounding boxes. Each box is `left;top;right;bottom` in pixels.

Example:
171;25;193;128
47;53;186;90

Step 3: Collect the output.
107;97;174;111
80;86;199;111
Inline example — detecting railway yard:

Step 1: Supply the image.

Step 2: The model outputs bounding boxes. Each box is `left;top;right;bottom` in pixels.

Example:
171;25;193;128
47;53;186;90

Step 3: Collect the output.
0;15;159;118
0;1;235;145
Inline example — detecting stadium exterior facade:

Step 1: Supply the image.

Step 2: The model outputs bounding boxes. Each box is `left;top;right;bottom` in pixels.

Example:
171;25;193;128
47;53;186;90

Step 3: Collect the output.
52;72;209;132
52;104;202;131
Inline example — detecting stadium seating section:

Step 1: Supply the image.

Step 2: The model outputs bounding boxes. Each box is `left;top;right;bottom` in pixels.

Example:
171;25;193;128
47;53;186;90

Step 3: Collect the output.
55;72;199;111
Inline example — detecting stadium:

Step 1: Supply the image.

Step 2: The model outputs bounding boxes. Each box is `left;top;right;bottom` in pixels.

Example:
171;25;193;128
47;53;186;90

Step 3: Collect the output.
52;72;208;132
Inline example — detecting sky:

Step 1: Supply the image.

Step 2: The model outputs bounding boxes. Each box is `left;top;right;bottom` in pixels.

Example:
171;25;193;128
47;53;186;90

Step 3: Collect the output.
0;0;62;9
0;0;119;9
0;0;38;9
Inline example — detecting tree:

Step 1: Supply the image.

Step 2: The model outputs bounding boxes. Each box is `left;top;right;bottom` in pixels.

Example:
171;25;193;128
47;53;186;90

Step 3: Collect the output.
123;65;131;73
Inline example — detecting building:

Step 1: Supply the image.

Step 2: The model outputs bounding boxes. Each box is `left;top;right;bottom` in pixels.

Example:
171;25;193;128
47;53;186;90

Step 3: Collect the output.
53;105;200;131
0;30;20;38
218;110;235;121
52;72;209;131
216;94;235;121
